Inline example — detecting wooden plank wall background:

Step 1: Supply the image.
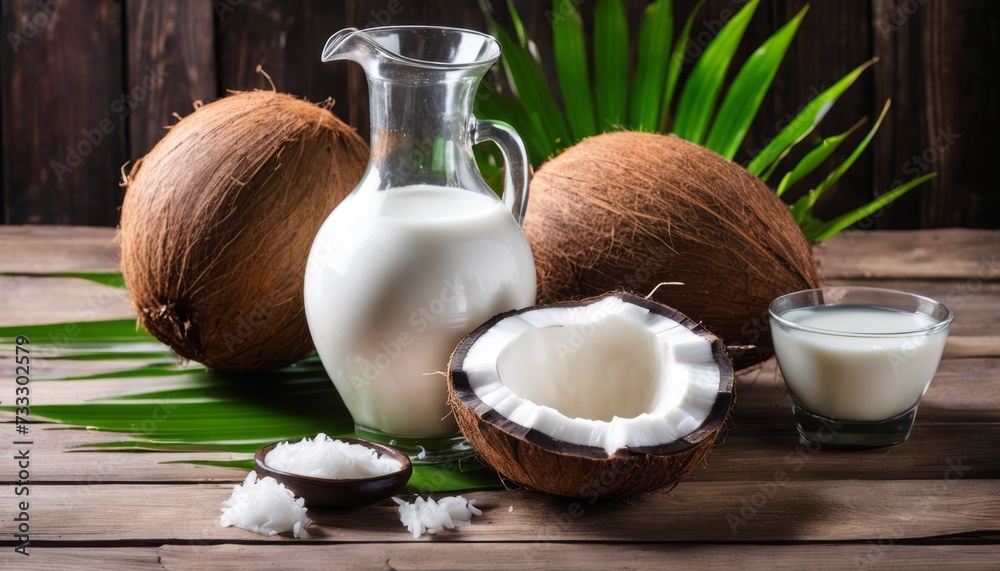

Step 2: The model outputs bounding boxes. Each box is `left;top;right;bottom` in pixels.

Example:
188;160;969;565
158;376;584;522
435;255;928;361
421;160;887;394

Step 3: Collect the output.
0;0;996;228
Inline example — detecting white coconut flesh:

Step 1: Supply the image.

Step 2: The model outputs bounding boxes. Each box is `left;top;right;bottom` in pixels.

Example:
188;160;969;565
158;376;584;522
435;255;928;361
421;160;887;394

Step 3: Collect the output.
460;296;722;456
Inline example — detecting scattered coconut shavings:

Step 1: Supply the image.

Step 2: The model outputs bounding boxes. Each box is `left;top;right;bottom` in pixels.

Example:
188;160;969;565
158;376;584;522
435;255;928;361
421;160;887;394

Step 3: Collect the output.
392;496;481;538
220;472;312;538
264;433;402;479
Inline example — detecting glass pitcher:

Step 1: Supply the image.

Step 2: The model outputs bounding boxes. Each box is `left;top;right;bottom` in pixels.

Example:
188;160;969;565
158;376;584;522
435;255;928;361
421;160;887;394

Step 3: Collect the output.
304;26;536;463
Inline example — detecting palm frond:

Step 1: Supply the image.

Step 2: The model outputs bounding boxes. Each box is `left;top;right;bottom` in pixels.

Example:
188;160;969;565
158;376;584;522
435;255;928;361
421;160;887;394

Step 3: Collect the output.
630;0;673;131
477;3;932;242
593;0;630;130
672;0;759;144
705;6;806;159
552;0;597;140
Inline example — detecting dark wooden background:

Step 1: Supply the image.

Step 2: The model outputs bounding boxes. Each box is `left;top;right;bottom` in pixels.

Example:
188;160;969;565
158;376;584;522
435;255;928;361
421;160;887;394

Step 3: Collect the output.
1;0;997;228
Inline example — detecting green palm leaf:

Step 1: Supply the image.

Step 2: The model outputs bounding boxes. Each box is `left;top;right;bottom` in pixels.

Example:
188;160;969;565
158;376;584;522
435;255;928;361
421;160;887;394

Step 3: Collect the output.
807;174;937;242
747;58;877;177
479;3;932;243
661;0;705;128
0;271;125;287
593;0;630;129
776;118;867;197
672;0;759;143
705;6;806;159
552;0;597;140
505;0;528;48
475;86;551;166
0;318;154;344
489;20;571;155
630;0;673;131
790;101;891;221
5;340;501;493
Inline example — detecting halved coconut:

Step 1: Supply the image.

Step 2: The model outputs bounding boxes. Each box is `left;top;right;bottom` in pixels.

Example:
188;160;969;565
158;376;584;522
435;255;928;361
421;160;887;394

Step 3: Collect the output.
448;293;733;500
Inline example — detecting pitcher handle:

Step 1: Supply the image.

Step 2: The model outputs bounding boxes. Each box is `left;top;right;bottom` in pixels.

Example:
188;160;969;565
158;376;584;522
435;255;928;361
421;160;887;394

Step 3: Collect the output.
473;119;530;226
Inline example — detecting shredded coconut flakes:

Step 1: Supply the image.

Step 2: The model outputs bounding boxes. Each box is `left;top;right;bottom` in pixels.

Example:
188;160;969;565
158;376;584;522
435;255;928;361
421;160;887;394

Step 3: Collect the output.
392;495;481;538
264;433;402;479
220;472;312;538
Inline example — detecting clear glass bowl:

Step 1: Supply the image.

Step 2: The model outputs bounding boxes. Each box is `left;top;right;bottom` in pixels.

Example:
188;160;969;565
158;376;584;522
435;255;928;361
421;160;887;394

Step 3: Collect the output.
768;286;952;448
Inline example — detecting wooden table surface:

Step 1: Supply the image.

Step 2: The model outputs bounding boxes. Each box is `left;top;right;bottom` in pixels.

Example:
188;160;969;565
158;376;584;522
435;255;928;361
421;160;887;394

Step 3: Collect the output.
2;227;999;570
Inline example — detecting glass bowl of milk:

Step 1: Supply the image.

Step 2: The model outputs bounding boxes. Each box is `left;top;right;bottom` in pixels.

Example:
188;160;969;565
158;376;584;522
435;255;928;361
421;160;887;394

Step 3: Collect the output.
768;287;953;448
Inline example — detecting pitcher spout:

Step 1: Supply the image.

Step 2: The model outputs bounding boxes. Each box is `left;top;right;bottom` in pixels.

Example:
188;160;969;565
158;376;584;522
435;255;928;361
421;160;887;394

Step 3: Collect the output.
322;28;378;66
322;26;501;73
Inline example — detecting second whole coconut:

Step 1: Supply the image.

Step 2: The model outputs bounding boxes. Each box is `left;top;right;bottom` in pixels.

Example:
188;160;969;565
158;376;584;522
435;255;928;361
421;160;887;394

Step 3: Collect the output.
524;132;819;367
120;91;369;371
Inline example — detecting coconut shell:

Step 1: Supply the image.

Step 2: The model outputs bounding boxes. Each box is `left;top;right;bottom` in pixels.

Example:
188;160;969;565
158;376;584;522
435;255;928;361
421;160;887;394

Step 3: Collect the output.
525;132;819;367
448;293;734;500
119;90;368;371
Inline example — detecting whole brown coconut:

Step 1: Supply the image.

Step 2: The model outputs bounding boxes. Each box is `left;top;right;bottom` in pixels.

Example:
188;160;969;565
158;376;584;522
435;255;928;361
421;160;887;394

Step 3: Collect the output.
120;91;368;371
525;132;819;367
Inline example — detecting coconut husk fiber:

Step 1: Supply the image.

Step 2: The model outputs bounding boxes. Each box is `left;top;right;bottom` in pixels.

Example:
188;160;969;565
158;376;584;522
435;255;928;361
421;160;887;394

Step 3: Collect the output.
119;90;369;371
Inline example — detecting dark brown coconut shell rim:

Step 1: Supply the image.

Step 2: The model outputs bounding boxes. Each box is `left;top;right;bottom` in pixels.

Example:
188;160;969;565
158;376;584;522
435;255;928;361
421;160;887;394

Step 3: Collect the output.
449;292;735;460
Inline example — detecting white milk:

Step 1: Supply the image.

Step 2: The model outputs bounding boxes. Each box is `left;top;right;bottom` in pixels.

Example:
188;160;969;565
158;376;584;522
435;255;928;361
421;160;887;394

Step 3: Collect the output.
304;185;536;437
771;305;948;421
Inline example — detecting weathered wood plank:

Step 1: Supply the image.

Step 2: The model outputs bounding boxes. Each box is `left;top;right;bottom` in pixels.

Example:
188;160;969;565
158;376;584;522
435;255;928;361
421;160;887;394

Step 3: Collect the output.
0;276;134;327
216;0;351;119
945;336;1000;359
0;352;170;383
734;358;1000;424
872;0;1000;229
0;226;119;273
693;423;1000;482
7;548;162;570
4;480;996;543
747;0;875;224
0;378;190;423
3;226;995;280
3;360;996;485
6;419;994;485
158;543;1000;571
815;229;1000;279
0;1;125;225
126;0;217;158
0;424;246;484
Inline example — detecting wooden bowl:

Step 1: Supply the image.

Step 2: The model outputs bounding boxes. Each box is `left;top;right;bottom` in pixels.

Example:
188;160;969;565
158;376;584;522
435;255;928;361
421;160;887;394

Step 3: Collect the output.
253;438;412;510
